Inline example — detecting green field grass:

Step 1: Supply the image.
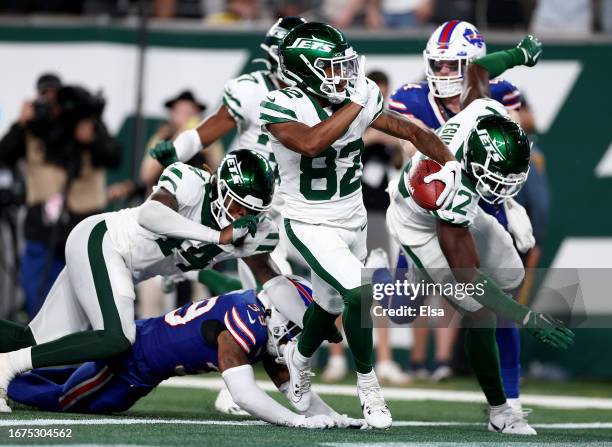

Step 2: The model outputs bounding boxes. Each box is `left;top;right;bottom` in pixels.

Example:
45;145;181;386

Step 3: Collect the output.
3;378;612;446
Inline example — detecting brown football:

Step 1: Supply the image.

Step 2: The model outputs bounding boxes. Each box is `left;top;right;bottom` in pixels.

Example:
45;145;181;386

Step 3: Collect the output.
407;159;445;211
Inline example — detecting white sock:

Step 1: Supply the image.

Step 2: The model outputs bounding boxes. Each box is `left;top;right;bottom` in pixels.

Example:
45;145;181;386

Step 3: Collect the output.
357;369;378;386
506;398;522;411
293;347;311;369
490;402;510;415
7;347;33;375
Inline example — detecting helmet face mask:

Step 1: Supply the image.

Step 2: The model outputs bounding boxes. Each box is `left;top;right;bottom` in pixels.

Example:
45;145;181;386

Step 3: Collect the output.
210;150;275;229
464;115;531;204
280;22;358;103
424;20;486;98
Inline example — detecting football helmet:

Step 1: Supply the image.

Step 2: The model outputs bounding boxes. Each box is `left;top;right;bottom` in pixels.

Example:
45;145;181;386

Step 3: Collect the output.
211;149;275;228
260;16;307;83
424;20;487;98
464;114;530;204
262;275;313;361
279;22;359;103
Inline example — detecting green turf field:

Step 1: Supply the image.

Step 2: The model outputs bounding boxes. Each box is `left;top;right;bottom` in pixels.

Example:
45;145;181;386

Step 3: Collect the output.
2;376;612;446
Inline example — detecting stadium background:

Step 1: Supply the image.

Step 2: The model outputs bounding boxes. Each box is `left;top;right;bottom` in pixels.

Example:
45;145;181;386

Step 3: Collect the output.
0;17;611;379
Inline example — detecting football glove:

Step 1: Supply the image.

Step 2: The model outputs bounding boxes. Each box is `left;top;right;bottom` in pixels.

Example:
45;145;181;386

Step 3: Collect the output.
517;35;543;67
347;56;369;107
504;198;536;253
231;215;259;242
150;140;179;167
292;414;335;429
523;310;575;349
424;160;462;209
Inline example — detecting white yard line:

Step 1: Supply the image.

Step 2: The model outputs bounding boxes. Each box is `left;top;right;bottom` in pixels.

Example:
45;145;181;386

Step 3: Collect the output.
1;418;612;430
160;376;612;410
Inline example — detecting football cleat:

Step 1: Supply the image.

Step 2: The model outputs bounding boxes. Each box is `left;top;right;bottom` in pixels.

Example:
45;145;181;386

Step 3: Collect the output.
214;386;250;416
0;353;14;413
358;380;392;429
321;355;348;382
488;404;537;435
430;363;453;382
375;360;412;386
284;340;313;412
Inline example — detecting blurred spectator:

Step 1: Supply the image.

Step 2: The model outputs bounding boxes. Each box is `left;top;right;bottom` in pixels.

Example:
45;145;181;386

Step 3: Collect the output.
205;0;260;23
0;73;122;319
152;0;204;19
366;0;434;29
0;0;84;14
603;0;612;32
531;0;593;34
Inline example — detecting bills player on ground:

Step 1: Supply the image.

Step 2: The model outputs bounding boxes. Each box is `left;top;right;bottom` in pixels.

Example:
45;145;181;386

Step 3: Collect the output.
7;277;362;429
388;20;535;413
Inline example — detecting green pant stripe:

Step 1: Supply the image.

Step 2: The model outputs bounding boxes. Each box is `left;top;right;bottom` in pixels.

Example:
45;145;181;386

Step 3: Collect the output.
87;221;123;333
284;219;346;295
401;244;434;283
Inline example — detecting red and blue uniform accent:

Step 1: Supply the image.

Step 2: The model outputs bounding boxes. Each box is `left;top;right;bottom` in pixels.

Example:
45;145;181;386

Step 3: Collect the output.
8;289;268;413
436;20;461;49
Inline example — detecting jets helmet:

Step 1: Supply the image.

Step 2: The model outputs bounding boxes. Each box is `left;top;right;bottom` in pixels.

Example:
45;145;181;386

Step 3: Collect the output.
464;114;530;204
260;16;307;83
279;22;359;103
424;20;487;98
211;149;275;228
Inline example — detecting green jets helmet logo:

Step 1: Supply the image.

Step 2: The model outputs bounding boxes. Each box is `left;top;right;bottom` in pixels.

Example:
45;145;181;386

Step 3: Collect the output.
288;36;334;53
225;155;244;184
476;128;504;162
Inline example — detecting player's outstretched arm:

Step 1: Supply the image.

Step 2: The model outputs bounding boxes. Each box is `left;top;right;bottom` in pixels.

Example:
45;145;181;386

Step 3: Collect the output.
266;102;363;157
371;110;461;208
437;221;574;349
149;104;237;168
218;332;334;428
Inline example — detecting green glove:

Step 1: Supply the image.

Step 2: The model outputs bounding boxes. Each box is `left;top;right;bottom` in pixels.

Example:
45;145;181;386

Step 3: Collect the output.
232;215;259;241
517;35;543;67
150;141;179;168
523;311;574;349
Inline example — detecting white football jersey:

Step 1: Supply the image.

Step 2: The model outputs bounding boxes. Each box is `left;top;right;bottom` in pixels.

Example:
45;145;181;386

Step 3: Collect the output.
223;70;279;160
260;80;384;228
104;162;279;283
387;98;509;246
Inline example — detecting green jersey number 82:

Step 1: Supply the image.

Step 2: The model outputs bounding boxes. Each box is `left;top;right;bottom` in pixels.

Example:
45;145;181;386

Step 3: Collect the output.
299;139;363;201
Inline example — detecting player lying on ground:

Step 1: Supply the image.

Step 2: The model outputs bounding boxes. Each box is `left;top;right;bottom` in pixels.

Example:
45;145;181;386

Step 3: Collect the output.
260;21;465;430
8;276;362;429
0;149;316;413
386;36;573;435
389;20;536;416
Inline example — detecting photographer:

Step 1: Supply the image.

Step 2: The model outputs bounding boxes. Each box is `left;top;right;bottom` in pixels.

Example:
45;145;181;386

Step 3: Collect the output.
0;73;122;319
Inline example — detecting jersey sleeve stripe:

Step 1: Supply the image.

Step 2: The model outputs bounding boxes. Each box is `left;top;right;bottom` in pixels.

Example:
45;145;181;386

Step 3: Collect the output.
224;89;242;107
255;244;276;252
231;306;257;345
259;112;296;124
261;101;298;119
224;311;250;353
158;175;177;192
169;167;183;179
222;96;244;122
265;232;279;240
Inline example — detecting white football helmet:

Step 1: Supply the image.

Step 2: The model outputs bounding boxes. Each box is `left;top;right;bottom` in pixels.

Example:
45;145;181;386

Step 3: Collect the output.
423;20;487;98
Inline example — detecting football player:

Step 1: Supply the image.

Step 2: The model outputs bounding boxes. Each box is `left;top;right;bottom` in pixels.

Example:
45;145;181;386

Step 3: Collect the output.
259;22;464;429
148;16;308;285
385;36;574;435
0;150;304;413
388;20;536;414
7;276;362;429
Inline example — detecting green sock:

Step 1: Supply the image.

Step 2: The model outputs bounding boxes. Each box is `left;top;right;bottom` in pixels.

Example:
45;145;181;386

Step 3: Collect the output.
342;285;374;374
31;330;131;369
297;302;338;358
0;320;36;352
473;48;526;79
198;270;243;295
464;326;506;406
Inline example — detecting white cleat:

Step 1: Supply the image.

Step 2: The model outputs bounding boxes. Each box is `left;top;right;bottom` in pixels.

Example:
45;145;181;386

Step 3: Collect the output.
375;360;412;386
284;340;313;412
322;355;348;382
358;381;392;429
0;353;15;413
430;364;453;382
488;404;537;435
214;386;249;416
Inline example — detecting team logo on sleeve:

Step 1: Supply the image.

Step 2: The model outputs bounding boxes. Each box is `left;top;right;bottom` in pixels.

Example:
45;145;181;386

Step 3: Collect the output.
288;36;334;53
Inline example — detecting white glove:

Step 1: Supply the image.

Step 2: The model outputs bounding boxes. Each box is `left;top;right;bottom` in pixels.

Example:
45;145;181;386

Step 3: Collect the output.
292;414;336;429
504;198;535;253
424;160;462;209
346;56;369;107
333;413;367;429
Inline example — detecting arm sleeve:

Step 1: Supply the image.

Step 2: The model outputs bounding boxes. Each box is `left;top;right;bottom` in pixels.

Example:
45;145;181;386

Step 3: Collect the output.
278;382;339;417
222;78;247;126
366;79;384;125
222;364;300;426
173;128;203;163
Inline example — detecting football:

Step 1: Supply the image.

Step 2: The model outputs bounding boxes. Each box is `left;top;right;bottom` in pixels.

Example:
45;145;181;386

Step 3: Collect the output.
408;159;445;211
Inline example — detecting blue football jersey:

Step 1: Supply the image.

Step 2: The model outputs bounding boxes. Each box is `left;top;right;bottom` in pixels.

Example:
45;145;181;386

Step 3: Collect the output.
389;79;521;129
129;289;268;384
